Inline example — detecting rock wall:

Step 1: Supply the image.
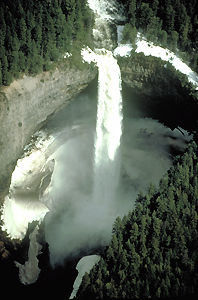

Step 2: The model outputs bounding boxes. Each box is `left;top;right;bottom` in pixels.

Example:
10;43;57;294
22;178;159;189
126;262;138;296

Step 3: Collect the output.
118;54;190;97
119;55;198;133
0;66;96;190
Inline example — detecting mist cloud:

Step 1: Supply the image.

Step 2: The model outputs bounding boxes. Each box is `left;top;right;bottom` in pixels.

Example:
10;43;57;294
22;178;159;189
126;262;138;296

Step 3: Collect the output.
43;92;191;266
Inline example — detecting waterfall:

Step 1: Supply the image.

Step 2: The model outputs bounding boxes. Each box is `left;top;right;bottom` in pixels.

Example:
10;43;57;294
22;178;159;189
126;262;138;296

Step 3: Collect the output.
87;0;125;21
94;51;122;165
82;48;123;204
93;50;122;203
82;0;123;203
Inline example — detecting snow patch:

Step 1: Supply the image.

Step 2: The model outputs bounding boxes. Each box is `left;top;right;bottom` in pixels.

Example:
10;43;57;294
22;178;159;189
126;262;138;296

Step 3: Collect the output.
114;32;198;90
64;52;72;59
69;255;100;299
114;44;132;57
15;226;42;285
0;131;54;240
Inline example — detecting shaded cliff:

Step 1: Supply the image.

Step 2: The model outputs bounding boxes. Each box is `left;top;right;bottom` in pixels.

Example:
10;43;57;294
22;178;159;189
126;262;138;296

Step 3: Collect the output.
0;64;96;192
119;52;196;96
119;53;198;132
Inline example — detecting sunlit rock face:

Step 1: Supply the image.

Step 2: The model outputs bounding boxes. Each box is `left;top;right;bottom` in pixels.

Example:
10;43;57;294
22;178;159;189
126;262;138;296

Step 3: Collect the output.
135;34;198;89
1;131;54;240
0;66;96;189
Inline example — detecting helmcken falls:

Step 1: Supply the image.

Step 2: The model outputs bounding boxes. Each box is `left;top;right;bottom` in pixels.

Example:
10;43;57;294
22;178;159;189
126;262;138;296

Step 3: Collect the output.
82;48;122;205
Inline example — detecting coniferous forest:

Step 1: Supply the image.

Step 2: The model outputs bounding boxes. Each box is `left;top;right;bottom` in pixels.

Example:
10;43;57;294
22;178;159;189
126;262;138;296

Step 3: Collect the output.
0;0;93;86
77;140;198;299
0;0;198;85
121;0;198;72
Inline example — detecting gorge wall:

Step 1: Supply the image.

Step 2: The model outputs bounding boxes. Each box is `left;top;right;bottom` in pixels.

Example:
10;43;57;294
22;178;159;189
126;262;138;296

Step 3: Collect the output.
0;65;96;192
119;55;191;97
119;54;198;132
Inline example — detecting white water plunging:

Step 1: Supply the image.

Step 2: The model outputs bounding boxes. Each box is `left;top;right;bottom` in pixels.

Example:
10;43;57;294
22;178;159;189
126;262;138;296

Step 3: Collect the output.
82;48;122;164
88;0;125;50
87;0;125;21
81;47;122;204
95;50;122;163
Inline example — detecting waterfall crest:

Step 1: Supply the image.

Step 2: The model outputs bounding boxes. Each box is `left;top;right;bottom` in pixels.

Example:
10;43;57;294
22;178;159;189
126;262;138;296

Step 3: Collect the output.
87;0;125;21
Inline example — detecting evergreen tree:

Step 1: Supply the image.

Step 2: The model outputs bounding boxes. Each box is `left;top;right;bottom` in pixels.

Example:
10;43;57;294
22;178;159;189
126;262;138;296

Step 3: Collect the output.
18;18;27;46
1;55;12;85
0;0;93;86
164;3;175;34
152;0;159;14
129;0;136;27
0;61;2;85
77;140;198;299
137;2;153;29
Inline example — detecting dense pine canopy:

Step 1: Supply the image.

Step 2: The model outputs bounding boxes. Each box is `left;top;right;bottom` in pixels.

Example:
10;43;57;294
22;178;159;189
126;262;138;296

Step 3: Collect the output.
0;0;198;85
0;0;93;85
77;140;198;298
121;0;198;72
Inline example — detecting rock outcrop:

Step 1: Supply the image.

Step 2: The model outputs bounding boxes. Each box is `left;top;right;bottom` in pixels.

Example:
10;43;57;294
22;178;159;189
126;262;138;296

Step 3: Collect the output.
0;65;96;191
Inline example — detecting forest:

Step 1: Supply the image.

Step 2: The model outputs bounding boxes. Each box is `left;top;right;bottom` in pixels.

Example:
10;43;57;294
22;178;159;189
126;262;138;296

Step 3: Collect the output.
121;0;198;72
76;139;198;298
0;0;198;298
0;0;93;86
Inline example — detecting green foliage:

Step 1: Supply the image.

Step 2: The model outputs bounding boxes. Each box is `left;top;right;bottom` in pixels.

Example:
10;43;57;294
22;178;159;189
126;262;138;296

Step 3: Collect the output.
122;0;198;72
122;24;137;49
137;2;153;29
77;140;198;298
168;31;179;52
0;61;2;85
0;0;93;86
128;0;136;27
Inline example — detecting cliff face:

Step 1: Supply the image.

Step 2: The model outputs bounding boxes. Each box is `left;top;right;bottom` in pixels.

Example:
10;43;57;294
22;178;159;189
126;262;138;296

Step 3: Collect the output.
119;55;198;134
119;55;186;97
0;66;96;190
